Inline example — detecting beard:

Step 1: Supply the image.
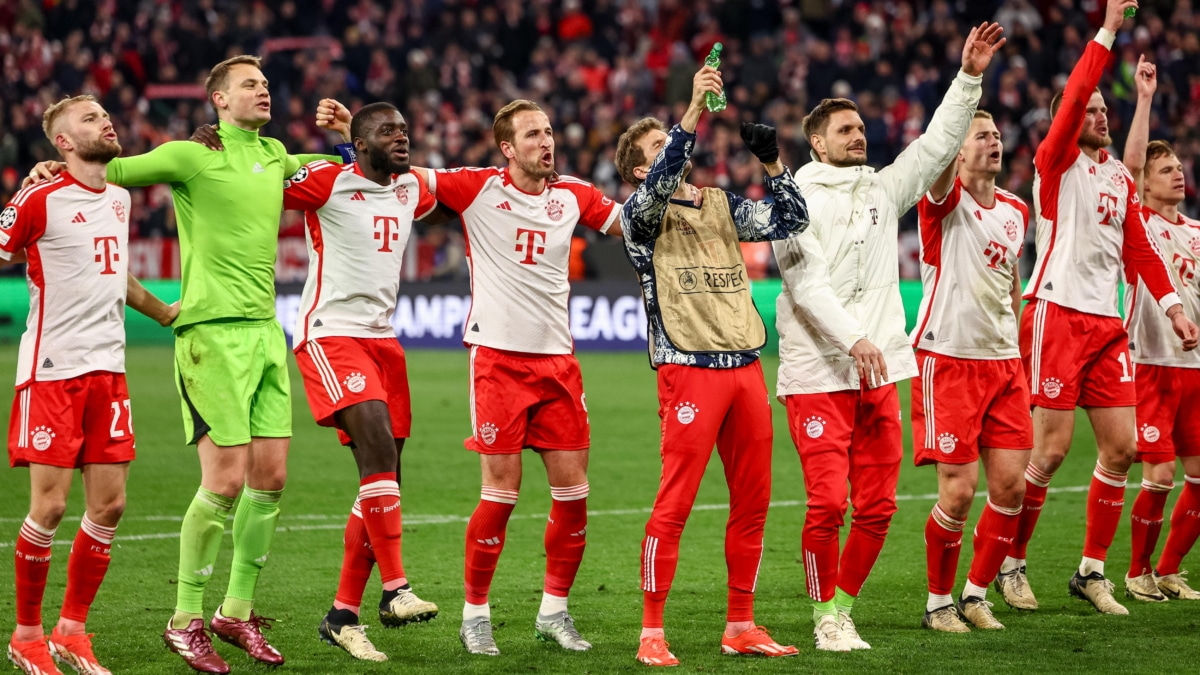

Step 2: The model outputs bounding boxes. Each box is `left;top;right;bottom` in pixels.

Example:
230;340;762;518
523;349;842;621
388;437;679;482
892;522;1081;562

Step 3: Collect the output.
76;137;121;163
515;154;555;181
367;143;410;175
1079;128;1112;150
828;144;867;167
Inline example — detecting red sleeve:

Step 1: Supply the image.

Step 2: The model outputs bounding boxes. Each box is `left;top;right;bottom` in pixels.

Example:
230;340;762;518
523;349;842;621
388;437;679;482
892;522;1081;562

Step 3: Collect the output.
917;177;963;222
0;189;49;260
916;179;963;267
1121;183;1178;302
411;169;438;220
429;167;495;214
282;160;339;212
1035;39;1112;177
570;181;620;232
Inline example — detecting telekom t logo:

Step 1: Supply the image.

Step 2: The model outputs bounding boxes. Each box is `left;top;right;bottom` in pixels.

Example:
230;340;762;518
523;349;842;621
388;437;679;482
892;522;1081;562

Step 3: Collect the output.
984;240;1007;269
1175;253;1196;288
515;228;547;265
93;236;119;274
373;215;401;252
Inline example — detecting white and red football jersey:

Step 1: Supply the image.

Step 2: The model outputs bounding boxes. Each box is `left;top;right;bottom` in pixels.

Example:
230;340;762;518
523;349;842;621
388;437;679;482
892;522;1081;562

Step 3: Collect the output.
1025;35;1179;317
426;167;619;354
912;178;1029;359
1127;208;1200;369
283;160;437;347
0;173;131;386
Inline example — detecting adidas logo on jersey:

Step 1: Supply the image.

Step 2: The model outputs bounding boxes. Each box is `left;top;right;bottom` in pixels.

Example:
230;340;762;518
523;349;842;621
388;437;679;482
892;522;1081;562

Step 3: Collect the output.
252;162;265;173
1043;281;1054;291
924;331;934;340
71;212;87;223
313;318;324;327
351;191;366;201
495;201;513;210
41;358;53;368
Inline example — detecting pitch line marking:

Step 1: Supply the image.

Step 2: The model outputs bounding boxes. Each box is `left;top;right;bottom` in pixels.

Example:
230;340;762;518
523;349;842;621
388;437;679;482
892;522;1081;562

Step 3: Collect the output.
0;484;1099;548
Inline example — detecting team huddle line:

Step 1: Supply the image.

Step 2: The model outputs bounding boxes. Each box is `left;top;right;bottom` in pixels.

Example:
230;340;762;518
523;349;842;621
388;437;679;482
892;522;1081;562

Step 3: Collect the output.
5;1;1200;673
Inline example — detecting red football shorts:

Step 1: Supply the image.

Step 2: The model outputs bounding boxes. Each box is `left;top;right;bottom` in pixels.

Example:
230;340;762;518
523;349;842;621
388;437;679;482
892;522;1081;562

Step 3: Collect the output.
465;345;589;454
8;371;135;469
1134;364;1200;464
911;350;1033;466
295;337;412;446
1021;299;1135;409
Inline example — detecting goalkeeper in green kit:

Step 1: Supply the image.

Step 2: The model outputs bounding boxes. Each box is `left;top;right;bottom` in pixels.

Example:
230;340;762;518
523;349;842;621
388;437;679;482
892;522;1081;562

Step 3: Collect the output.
27;55;352;673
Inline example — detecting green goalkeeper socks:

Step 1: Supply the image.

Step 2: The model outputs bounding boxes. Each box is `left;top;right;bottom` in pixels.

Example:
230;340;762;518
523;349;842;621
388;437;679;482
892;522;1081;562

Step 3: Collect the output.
834;587;856;615
223;487;283;620
173;488;235;628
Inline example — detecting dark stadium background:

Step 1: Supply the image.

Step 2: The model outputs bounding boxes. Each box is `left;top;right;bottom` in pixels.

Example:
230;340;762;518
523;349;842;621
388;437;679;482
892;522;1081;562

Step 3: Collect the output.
2;0;1197;286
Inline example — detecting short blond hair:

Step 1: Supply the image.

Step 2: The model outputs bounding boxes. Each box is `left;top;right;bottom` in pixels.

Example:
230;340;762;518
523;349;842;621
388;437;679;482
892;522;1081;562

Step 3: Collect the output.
42;94;99;142
205;55;264;113
493;99;544;150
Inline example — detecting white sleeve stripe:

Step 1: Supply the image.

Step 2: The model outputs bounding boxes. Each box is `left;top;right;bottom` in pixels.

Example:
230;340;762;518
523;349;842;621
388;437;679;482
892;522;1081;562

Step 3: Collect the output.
306;340;344;403
11;176;63;206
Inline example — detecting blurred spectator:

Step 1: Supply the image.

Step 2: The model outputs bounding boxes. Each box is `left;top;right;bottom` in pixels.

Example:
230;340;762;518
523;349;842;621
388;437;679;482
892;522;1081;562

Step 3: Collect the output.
2;0;1199;282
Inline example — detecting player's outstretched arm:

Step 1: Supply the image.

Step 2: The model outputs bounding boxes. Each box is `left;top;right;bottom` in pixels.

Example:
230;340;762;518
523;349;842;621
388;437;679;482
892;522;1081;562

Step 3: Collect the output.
1037;0;1135;174
1122;54;1156;195
621;65;723;244
879;22;1000;214
127;274;178;327
728;123;809;242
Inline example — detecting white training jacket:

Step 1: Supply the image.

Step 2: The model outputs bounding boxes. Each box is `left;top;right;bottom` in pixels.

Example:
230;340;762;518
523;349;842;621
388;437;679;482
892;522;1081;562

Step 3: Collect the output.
773;69;982;395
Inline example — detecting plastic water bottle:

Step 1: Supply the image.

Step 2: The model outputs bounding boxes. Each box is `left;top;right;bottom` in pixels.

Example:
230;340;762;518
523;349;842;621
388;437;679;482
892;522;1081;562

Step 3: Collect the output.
704;43;727;112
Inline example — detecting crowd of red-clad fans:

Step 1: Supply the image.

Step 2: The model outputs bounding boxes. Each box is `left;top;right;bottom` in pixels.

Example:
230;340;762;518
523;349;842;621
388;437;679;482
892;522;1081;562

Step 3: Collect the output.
2;0;1199;280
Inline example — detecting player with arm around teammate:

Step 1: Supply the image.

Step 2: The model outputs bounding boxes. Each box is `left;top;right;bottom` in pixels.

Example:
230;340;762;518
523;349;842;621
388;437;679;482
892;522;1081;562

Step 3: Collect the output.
4;96;176;675
614;65;809;666
282;102;443;661
1121;57;1200;603
26;55;354;673
996;0;1199;616
771;22;1003;652
419;100;622;656
911;110;1033;633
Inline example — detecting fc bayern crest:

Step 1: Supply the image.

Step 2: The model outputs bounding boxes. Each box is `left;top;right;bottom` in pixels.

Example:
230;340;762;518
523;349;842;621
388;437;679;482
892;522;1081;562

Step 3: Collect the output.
1005;219;1018;241
1190;237;1200;256
395;185;409;205
112;200;126;223
546;199;564;221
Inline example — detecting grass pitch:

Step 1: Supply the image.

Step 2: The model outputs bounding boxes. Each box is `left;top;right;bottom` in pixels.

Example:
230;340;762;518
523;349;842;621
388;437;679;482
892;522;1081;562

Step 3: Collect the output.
0;346;1196;674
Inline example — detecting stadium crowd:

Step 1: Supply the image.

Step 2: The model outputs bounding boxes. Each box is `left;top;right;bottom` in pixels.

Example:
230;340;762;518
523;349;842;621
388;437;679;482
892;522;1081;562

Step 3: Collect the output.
2;0;1200;280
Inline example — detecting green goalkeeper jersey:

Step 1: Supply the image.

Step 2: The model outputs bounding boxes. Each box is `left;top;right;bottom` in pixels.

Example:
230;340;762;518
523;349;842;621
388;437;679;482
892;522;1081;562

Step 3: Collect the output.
107;123;332;329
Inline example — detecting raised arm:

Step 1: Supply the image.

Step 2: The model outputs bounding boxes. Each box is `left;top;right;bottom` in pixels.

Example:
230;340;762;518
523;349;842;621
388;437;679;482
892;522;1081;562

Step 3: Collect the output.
1122;55;1156;195
619;66;722;245
1037;2;1135;175
879;22;1002;213
726;122;810;242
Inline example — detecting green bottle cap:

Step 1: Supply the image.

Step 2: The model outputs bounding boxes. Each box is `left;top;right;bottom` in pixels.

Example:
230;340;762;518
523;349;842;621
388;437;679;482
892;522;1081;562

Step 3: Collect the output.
1123;6;1136;18
712;42;723;54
